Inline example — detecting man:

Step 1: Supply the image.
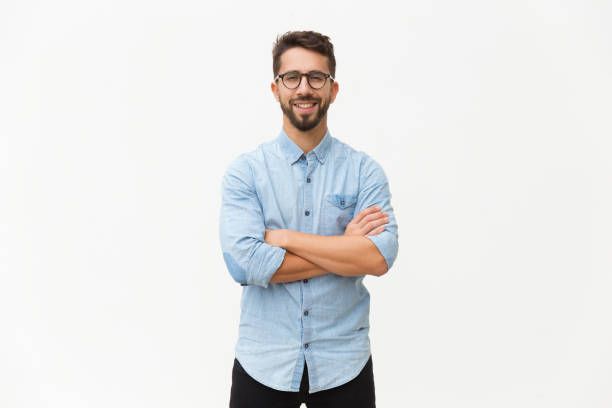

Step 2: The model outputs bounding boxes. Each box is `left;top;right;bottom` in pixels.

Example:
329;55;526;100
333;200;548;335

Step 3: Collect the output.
220;30;398;408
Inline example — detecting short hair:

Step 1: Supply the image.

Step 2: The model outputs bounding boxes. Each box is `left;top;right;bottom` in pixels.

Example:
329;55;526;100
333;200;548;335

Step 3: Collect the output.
272;30;336;78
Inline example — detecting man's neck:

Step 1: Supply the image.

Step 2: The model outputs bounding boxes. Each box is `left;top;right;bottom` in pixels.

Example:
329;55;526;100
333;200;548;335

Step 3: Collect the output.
283;116;328;154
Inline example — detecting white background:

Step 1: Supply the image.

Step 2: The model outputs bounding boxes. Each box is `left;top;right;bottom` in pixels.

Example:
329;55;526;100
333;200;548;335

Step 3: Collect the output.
1;1;611;407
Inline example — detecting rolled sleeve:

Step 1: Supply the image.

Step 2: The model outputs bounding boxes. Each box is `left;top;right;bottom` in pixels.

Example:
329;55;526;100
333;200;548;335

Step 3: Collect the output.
356;156;399;271
219;157;286;288
366;231;398;270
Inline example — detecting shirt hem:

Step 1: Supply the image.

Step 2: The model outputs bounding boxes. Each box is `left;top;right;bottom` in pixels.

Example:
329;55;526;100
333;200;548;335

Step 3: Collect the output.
235;352;372;394
307;353;372;394
235;356;301;392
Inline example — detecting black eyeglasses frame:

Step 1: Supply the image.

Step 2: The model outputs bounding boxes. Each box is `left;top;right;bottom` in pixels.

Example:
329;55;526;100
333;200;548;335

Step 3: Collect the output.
274;71;335;90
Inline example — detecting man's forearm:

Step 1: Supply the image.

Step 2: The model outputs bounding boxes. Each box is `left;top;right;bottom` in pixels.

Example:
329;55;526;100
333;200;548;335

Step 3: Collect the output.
269;252;330;283
275;230;387;277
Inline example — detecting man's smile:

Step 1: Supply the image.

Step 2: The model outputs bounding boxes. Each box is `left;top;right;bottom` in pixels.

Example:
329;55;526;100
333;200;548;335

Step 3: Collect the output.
293;101;318;114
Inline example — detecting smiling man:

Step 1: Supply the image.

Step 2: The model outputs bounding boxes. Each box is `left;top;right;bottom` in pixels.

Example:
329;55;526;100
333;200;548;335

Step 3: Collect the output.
220;31;399;408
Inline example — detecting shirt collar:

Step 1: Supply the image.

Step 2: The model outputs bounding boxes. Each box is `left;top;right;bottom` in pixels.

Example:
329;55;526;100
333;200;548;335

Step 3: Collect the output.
277;129;332;165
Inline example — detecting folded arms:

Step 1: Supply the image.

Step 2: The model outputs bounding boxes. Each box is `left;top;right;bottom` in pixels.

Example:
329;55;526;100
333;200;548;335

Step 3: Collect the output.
219;156;399;287
266;206;390;283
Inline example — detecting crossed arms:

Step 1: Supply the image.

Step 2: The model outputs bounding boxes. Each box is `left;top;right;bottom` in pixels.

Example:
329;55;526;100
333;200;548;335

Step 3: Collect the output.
219;156;399;288
266;206;389;283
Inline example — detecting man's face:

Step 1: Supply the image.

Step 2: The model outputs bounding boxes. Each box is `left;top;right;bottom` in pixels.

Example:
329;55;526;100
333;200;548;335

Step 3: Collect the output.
271;47;339;132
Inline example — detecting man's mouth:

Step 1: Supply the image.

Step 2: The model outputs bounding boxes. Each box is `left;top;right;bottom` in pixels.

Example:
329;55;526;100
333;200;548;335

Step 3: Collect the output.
293;101;317;114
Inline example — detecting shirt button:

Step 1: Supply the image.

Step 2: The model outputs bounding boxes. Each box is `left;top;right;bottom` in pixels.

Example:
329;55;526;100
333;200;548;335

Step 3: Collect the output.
304;343;309;349
303;279;308;283
305;210;310;216
340;200;345;206
303;310;309;316
306;177;311;183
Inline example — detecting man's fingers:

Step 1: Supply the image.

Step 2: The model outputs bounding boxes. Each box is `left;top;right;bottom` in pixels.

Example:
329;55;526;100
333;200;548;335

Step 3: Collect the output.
352;205;381;225
366;225;386;236
359;211;387;226
364;216;388;232
345;206;387;237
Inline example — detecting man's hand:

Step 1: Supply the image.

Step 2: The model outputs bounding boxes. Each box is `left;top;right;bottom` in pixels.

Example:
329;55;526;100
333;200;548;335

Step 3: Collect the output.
344;206;388;237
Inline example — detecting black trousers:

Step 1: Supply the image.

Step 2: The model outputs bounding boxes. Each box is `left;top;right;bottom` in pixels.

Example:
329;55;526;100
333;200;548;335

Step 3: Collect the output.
229;356;376;408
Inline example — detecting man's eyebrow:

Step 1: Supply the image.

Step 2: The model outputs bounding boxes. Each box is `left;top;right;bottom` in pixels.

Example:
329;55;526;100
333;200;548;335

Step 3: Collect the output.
281;70;326;74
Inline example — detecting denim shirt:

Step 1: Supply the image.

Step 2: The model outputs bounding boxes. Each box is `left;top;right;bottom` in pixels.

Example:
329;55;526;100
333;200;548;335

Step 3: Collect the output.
219;129;399;393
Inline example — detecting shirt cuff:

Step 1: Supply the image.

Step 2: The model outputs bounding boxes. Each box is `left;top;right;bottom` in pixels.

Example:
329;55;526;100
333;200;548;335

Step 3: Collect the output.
366;232;398;271
247;245;287;288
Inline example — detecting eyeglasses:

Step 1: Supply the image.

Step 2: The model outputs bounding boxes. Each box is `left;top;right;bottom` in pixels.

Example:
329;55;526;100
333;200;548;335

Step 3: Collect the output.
275;71;334;90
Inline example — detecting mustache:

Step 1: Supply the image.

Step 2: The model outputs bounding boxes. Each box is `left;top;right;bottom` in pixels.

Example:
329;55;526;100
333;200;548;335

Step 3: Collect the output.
290;97;322;104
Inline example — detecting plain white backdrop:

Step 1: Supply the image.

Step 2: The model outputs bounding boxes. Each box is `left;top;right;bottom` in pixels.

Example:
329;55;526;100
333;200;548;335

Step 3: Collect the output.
1;0;611;407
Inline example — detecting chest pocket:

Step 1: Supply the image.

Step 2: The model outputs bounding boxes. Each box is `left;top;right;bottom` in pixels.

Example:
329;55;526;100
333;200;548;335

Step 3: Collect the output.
321;193;358;235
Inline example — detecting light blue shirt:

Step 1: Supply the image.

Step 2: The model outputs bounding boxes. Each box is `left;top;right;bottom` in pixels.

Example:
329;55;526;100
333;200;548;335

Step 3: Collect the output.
219;129;399;393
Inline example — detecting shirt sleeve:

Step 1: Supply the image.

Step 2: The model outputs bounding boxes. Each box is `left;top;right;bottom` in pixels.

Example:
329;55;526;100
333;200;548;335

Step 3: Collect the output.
219;156;287;288
355;155;399;272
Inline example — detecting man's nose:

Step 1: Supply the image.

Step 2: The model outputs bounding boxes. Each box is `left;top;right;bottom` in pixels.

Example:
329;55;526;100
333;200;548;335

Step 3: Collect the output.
295;75;312;95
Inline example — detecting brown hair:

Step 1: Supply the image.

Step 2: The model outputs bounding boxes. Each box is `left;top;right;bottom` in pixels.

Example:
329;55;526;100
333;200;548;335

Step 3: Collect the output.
272;31;336;78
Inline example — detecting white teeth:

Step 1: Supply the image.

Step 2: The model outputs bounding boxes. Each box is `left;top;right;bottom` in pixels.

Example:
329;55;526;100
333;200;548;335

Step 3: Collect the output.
296;103;314;108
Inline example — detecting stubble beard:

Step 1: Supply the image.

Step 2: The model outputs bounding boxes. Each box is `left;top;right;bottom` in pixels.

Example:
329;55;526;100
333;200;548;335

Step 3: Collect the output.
280;95;330;132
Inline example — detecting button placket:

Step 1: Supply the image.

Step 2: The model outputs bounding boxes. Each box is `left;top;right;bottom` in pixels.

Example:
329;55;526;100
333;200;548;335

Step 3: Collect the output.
303;158;314;230
301;156;315;354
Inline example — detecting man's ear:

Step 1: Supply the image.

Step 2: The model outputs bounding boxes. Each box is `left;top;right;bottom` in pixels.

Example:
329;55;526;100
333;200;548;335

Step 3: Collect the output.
271;81;280;102
329;81;339;104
